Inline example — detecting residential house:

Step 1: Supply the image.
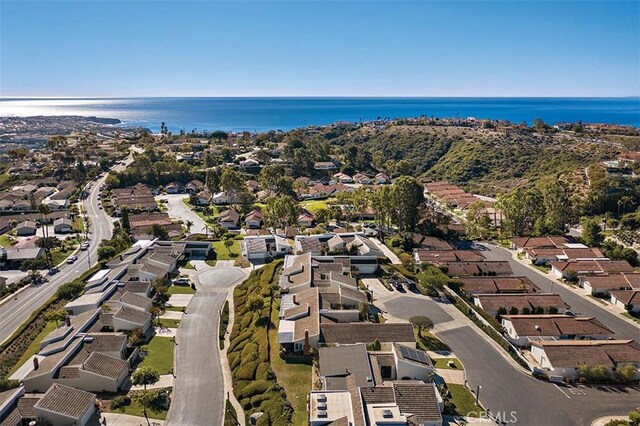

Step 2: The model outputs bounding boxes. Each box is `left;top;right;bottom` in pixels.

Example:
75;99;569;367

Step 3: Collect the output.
473;293;568;317
246;180;260;192
112;184;157;212
277;287;320;354
195;189;213;206
410;234;453;251
242;235;291;261
530;340;640;380
581;273;640;297
218;209;240;230
240;158;260;170
333;173;353;184
610;290;640;313
438;261;513;277
244;209;263;228
165;181;184;194
319;323;416;349
309;391;355;426
375;173;390;184
53;218;73;234
319;344;375;391
501;315;614;347
16;221;37;236
550;259;635;279
314;161;337;171
34;384;97;426
184;180;204;194
510;236;573;252
0;246;45;270
459;276;540;296
525;246;606;265
352;173;372;185
360;382;443;426
297;209;316;228
414;249;485;265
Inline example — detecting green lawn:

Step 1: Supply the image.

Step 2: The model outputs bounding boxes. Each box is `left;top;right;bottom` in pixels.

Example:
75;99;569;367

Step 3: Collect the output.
0;233;15;248
447;384;483;417
269;298;313;426
72;216;84;233
156;318;181;328
299;199;332;213
109;388;171;420
8;321;57;376
205;259;217;267
532;264;551;274
622;312;640;324
433;357;463;370
212;240;241;260
182;261;195;269
415;330;450;352
183;199;219;224
50;247;77;266
140;336;174;374
167;285;195;295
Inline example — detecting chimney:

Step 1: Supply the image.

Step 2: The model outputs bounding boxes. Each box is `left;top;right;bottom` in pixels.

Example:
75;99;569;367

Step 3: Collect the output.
292;294;297;304
33;357;39;371
303;330;310;356
65;316;71;327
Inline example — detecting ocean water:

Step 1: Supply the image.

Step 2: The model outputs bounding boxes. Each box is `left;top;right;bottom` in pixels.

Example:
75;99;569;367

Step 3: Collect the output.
1;97;639;133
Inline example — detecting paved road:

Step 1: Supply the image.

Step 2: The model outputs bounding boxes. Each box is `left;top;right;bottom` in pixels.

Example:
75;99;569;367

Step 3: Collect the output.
0;152;133;343
383;294;640;425
166;265;248;426
160;194;208;235
480;243;640;339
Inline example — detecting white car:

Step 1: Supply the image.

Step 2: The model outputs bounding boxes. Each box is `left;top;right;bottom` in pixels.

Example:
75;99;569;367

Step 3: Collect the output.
172;277;191;286
98;204;103;210
66;255;78;264
80;242;89;250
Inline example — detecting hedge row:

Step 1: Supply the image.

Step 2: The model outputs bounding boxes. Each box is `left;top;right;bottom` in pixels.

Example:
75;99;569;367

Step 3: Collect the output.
228;260;291;426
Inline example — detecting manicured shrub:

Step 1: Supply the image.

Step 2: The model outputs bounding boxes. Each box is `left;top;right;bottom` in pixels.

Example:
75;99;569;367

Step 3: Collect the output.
234;360;259;381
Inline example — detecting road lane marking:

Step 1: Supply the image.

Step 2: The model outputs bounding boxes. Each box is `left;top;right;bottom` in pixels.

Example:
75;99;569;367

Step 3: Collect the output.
553;384;571;399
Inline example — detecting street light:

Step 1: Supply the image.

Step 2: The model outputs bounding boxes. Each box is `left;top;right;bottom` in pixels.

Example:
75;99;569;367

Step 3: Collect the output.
475;385;482;406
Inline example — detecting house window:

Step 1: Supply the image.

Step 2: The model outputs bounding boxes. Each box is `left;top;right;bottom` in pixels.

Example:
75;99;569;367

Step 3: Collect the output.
381;366;392;379
294;343;303;352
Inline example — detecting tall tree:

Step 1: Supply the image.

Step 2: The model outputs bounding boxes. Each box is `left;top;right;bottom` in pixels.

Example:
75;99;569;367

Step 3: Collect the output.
220;167;245;204
391;176;424;232
263;195;299;228
580;217;603;247
466;201;493;240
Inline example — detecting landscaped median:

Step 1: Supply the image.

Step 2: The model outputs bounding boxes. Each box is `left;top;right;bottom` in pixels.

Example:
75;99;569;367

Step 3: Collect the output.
227;259;295;425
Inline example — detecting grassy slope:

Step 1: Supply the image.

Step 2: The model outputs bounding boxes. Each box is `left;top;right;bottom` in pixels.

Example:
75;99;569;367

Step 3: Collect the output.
268;297;313;425
7;321;57;376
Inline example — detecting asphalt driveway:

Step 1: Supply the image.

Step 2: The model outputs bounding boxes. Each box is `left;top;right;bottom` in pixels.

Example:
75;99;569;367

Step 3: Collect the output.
166;266;248;426
384;296;453;324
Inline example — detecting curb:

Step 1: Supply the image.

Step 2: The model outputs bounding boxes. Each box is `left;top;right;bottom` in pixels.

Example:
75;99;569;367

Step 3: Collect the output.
220;280;246;426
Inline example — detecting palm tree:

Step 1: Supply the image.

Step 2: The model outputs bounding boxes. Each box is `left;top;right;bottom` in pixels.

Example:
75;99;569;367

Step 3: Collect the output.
38;204;52;267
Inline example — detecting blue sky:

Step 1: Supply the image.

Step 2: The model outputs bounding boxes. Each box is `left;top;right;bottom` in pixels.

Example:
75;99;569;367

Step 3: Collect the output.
1;1;639;97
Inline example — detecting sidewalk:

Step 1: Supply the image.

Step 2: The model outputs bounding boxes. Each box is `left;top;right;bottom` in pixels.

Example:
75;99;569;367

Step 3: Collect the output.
129;374;175;391
371;238;402;264
219;278;246;425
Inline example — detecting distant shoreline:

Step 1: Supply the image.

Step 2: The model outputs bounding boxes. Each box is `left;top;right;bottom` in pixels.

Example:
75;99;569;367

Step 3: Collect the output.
1;97;639;132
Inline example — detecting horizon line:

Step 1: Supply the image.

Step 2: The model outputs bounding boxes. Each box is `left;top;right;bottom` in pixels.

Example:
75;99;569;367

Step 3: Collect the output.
2;95;640;100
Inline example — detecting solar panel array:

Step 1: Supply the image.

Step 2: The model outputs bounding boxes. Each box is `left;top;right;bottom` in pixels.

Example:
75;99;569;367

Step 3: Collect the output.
399;345;430;364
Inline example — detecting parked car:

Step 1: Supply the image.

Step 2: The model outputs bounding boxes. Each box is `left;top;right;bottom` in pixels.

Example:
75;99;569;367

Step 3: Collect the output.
172;277;190;286
98;204;103;210
66;255;78;264
405;279;416;291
